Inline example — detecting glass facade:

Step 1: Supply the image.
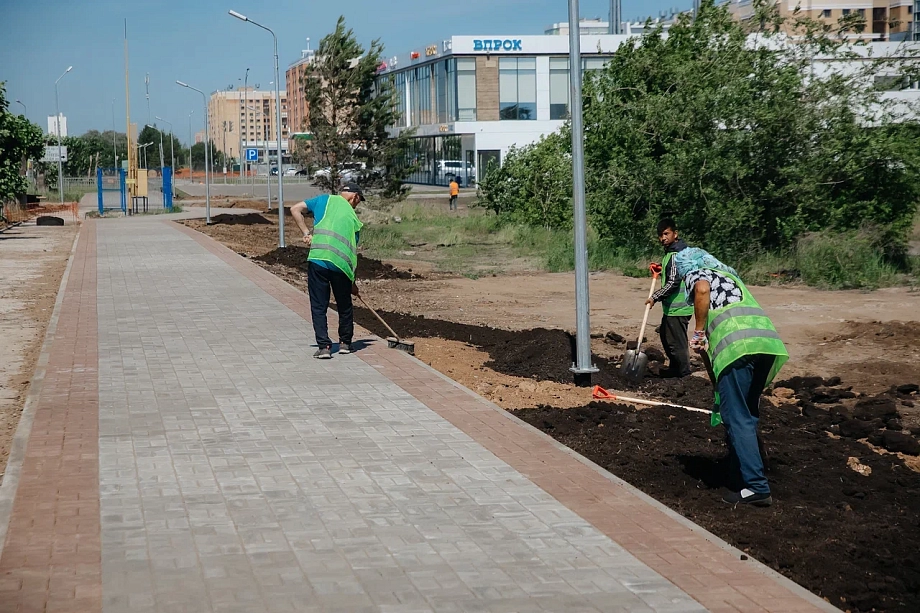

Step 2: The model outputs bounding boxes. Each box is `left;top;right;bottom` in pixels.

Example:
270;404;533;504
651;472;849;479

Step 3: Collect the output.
549;58;570;120
409;65;434;126
393;72;408;127
499;57;537;120
402;134;473;186
457;58;477;121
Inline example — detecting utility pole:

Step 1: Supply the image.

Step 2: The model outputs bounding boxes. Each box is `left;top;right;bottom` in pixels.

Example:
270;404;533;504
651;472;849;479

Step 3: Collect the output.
145;73;151;126
567;0;598;386
112;98;118;167
242;68;249;179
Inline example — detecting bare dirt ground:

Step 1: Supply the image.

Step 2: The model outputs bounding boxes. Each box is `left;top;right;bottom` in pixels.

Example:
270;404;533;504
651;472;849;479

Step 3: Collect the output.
0;222;77;481
182;212;920;612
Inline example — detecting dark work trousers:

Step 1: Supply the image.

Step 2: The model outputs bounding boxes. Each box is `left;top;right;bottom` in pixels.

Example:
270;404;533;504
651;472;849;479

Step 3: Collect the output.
449;195;458;210
718;354;775;495
659;314;692;377
307;261;354;349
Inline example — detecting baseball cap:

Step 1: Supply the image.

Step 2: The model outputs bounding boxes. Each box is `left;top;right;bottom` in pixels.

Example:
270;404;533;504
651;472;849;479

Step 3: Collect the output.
341;182;365;202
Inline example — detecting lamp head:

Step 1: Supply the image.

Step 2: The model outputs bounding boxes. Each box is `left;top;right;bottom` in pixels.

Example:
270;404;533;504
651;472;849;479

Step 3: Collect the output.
176;80;189;88
65;66;73;73
229;10;248;21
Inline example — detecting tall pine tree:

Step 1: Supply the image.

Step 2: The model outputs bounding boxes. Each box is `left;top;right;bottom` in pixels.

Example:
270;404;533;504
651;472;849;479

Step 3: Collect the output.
301;16;412;196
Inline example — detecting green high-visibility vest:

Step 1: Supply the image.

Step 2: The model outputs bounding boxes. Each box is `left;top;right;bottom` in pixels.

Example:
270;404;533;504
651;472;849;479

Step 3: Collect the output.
705;270;789;386
308;195;363;281
661;251;695;317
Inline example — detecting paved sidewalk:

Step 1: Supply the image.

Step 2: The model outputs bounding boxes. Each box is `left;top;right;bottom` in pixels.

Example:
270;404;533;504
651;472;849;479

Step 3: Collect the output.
0;217;836;613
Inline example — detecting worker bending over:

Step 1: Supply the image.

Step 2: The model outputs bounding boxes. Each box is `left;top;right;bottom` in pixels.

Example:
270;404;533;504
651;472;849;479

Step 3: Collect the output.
291;182;365;359
686;265;788;506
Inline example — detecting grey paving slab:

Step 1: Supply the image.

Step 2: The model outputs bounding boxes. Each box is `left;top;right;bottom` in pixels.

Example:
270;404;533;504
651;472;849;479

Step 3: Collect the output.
95;221;707;613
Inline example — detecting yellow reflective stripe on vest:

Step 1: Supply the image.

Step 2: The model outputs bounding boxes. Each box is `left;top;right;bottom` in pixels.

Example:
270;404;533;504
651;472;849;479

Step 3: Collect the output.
707;307;767;336
713;328;782;356
309;244;357;272
313;229;356;258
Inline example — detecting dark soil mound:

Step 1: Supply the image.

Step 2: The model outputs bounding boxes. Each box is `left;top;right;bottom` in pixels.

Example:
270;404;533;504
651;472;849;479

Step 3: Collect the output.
348;310;715;408
210;213;272;225
514;400;920;613
254;247;416;281
261;206;293;217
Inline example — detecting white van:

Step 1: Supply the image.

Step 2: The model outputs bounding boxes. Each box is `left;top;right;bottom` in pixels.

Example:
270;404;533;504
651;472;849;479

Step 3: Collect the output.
437;160;476;186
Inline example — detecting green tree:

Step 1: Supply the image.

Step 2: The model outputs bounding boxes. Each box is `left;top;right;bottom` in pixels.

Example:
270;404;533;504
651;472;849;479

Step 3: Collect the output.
301;16;413;193
0;82;44;202
190;142;224;172
479;0;920;265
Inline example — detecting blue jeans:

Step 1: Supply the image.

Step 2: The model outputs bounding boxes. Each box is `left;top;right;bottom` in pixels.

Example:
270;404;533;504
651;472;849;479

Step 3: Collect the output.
307;261;354;348
717;354;774;495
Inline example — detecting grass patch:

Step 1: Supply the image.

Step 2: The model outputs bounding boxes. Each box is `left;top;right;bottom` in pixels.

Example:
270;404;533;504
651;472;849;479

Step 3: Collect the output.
358;206;915;289
32;186;95;203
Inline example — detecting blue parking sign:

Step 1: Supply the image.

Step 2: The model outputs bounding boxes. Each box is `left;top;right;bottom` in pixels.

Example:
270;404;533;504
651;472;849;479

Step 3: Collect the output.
245;148;259;161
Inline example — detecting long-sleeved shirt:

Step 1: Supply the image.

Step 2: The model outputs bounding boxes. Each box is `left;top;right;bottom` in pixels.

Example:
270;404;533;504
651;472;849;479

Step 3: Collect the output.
650;239;688;304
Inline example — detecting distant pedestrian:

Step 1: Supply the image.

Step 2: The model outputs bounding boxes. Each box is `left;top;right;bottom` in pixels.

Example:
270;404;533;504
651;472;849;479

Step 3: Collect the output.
291;182;365;359
448;178;460;211
646;218;693;378
686;265;788;506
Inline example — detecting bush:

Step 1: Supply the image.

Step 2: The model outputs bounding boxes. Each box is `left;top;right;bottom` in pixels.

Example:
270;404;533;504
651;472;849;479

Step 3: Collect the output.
795;231;899;289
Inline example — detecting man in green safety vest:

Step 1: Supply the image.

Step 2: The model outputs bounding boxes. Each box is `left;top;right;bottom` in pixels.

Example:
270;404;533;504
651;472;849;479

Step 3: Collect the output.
291;182;365;359
646;218;694;378
686;265;789;507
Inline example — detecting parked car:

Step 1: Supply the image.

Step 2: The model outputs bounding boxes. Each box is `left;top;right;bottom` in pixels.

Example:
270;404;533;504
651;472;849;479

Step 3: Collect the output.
295;168;311;176
283;167;300;176
437;160;476;186
270;167;279;176
312;162;365;184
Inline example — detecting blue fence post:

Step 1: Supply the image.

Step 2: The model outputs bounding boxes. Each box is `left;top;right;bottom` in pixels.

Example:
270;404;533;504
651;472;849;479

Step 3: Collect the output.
164;167;173;210
97;168;104;215
120;169;127;213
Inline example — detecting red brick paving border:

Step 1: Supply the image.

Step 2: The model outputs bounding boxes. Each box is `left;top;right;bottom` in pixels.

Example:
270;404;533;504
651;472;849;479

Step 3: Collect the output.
176;220;837;613
0;222;101;613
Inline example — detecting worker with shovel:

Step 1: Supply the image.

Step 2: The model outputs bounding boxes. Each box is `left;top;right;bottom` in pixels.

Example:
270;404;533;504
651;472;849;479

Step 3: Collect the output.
686;265;788;507
646;218;694;378
291;182;364;359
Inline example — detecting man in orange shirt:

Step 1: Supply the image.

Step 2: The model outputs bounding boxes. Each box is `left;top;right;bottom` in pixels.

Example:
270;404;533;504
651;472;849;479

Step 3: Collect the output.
448;178;459;211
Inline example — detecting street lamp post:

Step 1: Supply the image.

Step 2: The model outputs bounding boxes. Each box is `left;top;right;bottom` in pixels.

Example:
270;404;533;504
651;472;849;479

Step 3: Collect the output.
177;81;211;224
147;124;165;174
54;66;73;205
567;0;598;386
139;142;152;170
112;99;118;167
155;116;176;177
229;9;286;248
15;100;26;115
188;110;194;177
241;68;248;179
156;116;176;197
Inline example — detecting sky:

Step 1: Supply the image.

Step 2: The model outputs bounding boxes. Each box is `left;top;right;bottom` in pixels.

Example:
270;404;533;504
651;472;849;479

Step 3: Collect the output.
0;0;692;142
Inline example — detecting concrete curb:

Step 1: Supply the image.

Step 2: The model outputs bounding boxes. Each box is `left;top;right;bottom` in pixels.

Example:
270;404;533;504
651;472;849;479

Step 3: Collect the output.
0;227;82;561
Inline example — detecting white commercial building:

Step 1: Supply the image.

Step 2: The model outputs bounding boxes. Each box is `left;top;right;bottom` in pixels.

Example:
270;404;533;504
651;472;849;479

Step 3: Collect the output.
377;32;920;187
47;113;67;138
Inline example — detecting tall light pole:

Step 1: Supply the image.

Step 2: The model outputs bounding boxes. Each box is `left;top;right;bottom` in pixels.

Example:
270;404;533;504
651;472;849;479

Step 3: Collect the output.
15;100;26;115
112;98;118;168
54;66;73;205
177;81;211;224
230;9;286;248
147;124;165;173
241;68;249;179
188;110;194;177
156;116;176;193
139;142;152;170
567;0;598;386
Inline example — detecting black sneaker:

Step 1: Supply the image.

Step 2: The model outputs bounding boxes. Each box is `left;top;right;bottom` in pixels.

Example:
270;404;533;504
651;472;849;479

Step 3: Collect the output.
338;343;352;355
313;346;332;359
723;489;773;507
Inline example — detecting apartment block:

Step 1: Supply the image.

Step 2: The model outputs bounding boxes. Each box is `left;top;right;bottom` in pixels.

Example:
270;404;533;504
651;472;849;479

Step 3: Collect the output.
207;88;289;164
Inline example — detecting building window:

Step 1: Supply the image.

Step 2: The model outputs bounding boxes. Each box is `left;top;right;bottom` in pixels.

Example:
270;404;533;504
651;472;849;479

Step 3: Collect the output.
393;72;408;127
857;9;865;18
499;57;537;120
549;58;570;120
582;57;609;72
842;9;850;16
456;58;477;121
822;9;831;18
409;65;434;126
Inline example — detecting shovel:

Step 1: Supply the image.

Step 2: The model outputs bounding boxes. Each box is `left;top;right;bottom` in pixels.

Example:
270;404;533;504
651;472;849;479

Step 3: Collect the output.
621;264;661;382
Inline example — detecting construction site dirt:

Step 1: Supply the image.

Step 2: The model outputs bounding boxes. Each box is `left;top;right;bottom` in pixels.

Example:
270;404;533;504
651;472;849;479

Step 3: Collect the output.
179;212;920;612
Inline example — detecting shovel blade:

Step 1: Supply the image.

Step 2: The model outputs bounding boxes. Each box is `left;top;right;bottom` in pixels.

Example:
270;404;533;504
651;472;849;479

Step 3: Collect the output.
621;350;649;382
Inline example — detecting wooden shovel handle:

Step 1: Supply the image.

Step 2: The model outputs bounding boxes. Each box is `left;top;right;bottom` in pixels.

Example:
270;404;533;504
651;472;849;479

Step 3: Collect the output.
635;273;659;353
357;295;400;340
